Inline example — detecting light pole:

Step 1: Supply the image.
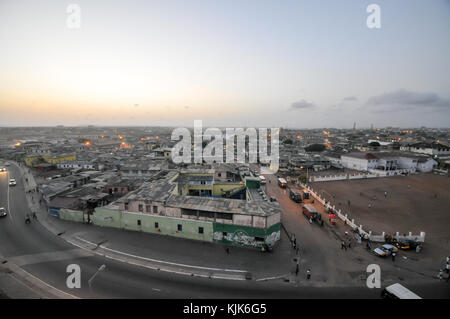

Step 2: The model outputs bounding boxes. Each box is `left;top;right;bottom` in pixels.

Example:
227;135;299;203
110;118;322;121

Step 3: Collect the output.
88;264;106;289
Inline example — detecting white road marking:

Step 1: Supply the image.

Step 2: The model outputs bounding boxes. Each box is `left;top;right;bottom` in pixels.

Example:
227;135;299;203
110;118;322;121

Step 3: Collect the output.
68;237;246;280
75;236;248;273
9;248;93;267
6;170;13;222
16;266;79;299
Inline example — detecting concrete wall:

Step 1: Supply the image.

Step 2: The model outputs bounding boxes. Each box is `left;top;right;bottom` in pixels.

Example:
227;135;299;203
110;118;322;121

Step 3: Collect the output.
59;208;84;222
93;207;213;242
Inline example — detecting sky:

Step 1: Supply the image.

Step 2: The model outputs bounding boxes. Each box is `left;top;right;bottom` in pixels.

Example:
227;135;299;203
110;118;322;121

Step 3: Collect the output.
0;0;449;128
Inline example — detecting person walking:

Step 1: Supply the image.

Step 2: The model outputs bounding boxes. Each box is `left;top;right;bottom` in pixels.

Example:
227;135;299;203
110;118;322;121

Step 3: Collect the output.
306;269;311;280
295;264;299;276
392;252;396;261
438;269;444;281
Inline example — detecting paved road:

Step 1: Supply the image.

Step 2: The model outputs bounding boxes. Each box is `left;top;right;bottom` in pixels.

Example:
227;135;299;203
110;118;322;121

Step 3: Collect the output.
0;163;447;298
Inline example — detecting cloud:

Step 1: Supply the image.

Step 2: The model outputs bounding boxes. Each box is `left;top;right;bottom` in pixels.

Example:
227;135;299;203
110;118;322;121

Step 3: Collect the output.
290;99;315;110
343;96;358;102
366;89;450;112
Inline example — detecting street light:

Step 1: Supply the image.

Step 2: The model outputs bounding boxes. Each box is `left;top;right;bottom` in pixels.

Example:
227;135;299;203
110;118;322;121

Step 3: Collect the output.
88;264;106;289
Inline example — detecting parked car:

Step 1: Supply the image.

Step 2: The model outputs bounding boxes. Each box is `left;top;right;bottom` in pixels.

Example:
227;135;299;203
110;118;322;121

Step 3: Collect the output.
373;244;399;257
394;239;423;251
303;191;310;200
9;178;17;186
0;207;7;217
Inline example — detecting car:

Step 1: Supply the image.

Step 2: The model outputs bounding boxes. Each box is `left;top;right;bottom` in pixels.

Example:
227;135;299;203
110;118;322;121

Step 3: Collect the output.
270;196;277;202
394;239;423;250
0;167;6;172
9;178;17;186
373;244;399;257
4;162;10;166
0;207;7;217
289;189;303;203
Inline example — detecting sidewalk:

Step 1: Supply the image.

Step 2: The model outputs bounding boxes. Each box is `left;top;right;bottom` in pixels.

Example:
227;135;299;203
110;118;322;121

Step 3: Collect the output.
15;162;300;283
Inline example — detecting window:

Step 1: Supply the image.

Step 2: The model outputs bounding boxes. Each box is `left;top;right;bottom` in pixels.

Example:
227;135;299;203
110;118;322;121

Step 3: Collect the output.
216;213;232;220
177;224;182;231
138;204;143;212
199;211;215;218
137;220;141;226
153;206;158;214
155;222;159;228
146;205;151;212
199;227;204;234
124;203;128;210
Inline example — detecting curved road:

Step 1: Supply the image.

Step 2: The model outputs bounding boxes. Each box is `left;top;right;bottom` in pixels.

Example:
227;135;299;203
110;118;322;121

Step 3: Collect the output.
0;164;446;299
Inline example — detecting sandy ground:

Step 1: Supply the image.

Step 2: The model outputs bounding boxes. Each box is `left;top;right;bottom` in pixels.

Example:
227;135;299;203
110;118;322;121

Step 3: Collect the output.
310;173;450;260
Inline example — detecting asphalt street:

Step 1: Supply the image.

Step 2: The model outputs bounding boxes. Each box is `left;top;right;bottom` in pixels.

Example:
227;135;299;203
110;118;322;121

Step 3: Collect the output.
0;163;448;298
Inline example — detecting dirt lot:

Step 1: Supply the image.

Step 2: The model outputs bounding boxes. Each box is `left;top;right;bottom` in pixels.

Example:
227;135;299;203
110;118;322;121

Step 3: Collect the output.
311;173;450;259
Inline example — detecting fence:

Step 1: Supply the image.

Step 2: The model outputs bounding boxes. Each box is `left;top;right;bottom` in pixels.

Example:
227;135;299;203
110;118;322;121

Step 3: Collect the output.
299;183;425;243
310;173;379;182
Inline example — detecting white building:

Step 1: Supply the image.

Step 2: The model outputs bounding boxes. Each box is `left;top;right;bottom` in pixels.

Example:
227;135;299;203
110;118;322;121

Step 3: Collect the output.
400;142;450;156
341;152;436;174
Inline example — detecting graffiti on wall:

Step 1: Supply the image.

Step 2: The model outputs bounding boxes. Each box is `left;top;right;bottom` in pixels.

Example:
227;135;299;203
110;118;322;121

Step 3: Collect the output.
213;230;258;247
265;231;280;245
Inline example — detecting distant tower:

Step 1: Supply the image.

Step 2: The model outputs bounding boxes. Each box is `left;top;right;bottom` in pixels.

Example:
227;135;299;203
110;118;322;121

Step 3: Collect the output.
371;124;374;131
353;122;356;131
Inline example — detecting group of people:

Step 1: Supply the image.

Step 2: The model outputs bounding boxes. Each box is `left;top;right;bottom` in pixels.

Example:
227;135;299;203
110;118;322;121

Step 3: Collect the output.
341;240;352;250
25;212;37;224
438;256;450;282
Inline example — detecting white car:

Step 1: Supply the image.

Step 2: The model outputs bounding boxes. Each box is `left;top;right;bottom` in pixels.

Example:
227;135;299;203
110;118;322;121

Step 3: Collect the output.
9;178;17;186
373;244;399;257
0;207;7;217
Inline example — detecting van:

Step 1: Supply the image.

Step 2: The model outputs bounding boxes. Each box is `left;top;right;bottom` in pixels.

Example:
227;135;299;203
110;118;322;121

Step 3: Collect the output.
289;189;302;203
278;178;287;188
381;283;421;299
259;175;266;185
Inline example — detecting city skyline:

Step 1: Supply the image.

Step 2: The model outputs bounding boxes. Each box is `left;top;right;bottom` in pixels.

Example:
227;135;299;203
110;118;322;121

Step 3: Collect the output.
1;0;449;128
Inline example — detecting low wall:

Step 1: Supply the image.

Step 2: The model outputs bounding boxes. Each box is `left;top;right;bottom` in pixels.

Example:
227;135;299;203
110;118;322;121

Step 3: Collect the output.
299;183;425;243
310;173;379;182
59;209;84;223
